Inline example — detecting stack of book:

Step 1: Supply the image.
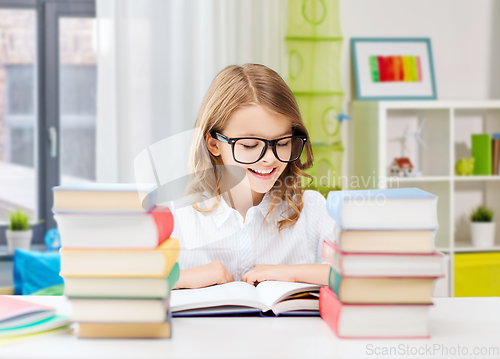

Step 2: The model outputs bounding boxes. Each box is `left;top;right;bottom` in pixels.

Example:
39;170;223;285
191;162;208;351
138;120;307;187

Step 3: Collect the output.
53;184;180;339
319;188;445;339
0;297;70;344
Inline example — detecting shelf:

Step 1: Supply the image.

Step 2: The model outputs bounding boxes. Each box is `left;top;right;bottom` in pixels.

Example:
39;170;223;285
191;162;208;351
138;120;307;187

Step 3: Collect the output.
454;176;500;181
390;176;450;182
353;100;500;110
351;100;500;297
454;242;500;252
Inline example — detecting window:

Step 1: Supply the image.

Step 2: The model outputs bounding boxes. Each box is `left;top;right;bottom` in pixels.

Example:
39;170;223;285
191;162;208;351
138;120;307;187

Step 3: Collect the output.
0;1;96;246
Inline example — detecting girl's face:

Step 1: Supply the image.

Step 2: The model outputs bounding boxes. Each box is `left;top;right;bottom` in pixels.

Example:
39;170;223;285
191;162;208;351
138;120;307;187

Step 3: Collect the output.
207;105;292;195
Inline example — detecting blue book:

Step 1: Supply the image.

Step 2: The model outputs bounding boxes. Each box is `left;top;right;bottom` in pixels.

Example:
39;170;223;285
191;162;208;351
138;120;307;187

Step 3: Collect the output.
326;188;438;230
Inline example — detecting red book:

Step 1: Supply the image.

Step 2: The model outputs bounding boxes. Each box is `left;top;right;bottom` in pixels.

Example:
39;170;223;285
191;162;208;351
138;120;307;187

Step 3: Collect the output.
377;56;386;81
385;56;395;81
319;287;431;339
55;206;174;249
321;241;445;277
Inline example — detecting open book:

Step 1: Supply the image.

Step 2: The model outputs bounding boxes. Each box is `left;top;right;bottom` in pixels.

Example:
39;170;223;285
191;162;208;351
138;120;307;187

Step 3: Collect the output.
170;281;321;316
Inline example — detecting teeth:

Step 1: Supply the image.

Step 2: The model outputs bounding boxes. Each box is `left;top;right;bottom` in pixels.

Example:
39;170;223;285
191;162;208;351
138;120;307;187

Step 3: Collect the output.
251;168;273;175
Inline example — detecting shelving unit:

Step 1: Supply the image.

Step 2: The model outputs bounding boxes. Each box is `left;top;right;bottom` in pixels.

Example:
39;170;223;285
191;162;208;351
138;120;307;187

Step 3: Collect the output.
351;100;500;297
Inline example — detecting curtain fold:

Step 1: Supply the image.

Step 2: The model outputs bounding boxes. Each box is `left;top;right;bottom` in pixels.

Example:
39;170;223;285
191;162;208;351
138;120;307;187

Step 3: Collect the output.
96;0;287;183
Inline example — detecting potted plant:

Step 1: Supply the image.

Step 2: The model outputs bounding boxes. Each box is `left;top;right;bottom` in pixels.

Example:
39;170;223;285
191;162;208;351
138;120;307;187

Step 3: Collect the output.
470;205;495;248
6;210;33;254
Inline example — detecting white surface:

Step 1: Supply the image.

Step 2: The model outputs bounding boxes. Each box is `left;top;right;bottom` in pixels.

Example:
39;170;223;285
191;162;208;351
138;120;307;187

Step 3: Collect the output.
2;296;500;359
341;0;497;102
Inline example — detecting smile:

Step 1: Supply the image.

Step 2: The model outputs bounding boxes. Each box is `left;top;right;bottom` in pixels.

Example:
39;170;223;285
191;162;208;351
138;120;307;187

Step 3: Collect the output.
248;167;277;179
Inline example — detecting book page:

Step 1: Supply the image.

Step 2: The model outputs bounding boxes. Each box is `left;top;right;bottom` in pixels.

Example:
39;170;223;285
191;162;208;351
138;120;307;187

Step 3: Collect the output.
254;281;321;309
170;282;266;312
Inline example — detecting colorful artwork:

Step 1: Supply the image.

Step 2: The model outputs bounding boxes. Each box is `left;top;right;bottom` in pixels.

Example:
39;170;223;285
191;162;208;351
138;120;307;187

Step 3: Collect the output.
369;55;422;83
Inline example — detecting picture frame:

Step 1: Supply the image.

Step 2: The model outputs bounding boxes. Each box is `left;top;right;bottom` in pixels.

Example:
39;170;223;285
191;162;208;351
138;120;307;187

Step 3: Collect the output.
351;38;437;100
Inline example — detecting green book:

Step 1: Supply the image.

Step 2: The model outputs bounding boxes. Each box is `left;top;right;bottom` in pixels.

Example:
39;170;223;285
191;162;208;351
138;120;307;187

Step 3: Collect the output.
472;134;492;175
369;56;379;82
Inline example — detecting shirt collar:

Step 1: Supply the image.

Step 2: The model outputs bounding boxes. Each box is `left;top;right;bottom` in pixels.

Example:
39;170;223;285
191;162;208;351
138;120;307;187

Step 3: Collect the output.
205;191;278;228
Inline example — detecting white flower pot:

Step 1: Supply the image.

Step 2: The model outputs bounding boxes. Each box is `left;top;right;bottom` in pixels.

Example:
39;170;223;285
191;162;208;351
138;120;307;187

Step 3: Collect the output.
470;222;496;248
5;229;33;254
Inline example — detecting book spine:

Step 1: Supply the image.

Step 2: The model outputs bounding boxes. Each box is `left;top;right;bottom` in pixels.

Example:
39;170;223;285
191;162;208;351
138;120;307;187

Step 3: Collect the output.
472;134;492;175
159;238;180;276
326;192;344;228
150;210;174;246
328;268;342;299
321;241;344;276
319;287;342;337
493;139;500;176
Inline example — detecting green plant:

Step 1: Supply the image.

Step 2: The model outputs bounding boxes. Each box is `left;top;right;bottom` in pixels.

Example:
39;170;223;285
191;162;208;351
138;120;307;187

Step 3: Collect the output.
8;210;31;231
470;205;494;222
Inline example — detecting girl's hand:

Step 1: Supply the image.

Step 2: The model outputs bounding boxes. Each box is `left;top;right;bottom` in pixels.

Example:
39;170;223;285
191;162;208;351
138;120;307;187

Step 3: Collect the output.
241;264;330;286
241;265;297;285
173;261;234;289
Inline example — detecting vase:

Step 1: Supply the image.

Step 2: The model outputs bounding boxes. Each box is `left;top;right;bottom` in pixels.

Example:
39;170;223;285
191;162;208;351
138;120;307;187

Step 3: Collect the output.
470;222;496;248
5;229;33;254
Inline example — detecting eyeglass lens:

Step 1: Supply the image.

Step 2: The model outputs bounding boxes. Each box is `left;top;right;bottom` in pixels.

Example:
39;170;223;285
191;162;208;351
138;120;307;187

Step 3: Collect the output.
233;137;304;164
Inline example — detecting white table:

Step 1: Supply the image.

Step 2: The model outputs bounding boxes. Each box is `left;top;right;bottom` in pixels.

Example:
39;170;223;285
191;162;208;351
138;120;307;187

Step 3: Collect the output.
2;296;500;359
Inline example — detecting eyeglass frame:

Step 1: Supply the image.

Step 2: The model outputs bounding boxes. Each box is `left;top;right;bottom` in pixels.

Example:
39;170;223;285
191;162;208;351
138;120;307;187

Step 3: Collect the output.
210;131;308;165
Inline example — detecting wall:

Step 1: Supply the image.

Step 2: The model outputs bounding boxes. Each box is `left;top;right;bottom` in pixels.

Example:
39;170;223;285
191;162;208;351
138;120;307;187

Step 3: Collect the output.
339;0;498;178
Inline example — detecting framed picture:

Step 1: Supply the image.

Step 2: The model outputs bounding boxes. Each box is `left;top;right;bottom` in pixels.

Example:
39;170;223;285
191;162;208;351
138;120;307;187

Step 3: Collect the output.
351;38;437;100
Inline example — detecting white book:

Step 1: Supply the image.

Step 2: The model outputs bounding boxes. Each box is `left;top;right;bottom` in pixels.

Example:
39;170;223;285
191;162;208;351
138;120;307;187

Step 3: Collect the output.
171;281;321;316
70;299;169;323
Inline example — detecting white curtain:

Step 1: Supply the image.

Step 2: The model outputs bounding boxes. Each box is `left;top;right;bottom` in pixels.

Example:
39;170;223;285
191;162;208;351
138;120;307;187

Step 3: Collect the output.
96;0;287;183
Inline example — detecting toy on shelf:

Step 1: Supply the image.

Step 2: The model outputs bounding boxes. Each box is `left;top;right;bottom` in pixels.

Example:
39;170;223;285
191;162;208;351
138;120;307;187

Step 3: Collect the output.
388;120;426;177
389;157;414;177
455;158;475;176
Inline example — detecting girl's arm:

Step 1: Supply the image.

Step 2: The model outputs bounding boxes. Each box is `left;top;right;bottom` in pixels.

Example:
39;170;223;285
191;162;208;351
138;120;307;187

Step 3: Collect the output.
173;261;234;289
241;264;330;286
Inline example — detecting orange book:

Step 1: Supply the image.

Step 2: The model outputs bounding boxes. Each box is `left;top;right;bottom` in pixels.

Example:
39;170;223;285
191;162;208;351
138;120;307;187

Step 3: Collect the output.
60;238;179;278
78;321;171;339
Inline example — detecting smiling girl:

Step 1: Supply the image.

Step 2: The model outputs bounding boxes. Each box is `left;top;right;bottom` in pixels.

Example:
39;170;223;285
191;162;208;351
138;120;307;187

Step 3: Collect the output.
171;63;335;289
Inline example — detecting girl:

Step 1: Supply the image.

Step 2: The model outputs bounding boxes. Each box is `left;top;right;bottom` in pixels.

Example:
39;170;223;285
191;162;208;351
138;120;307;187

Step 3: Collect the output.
171;63;335;289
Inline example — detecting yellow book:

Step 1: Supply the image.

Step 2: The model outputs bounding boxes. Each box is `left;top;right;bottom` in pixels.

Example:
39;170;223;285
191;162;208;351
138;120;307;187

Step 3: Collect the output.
402;56;413;82
78;322;171;339
60;238;179;278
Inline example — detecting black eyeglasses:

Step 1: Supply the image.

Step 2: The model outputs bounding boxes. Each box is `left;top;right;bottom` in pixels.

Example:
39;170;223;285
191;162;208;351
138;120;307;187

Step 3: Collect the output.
210;131;307;165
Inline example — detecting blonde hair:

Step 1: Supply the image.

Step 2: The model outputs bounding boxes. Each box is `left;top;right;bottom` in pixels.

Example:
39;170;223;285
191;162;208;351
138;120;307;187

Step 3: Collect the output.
187;64;313;231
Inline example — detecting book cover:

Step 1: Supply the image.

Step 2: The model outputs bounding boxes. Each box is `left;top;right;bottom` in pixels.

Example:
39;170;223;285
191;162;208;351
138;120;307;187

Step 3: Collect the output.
328;268;435;304
472;134;492;175
322;241;445;277
326;188;438;230
319;286;431;339
335;229;436;253
55;207;173;249
0;297;55;330
64;263;180;299
60;237;179;278
53;183;157;213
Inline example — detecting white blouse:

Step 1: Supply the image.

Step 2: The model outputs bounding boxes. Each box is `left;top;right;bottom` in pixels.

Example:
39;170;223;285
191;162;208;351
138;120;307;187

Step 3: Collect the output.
170;190;336;281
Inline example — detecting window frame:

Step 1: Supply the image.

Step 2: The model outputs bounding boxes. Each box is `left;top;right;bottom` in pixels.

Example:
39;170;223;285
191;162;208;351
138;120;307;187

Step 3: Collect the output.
0;0;96;246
